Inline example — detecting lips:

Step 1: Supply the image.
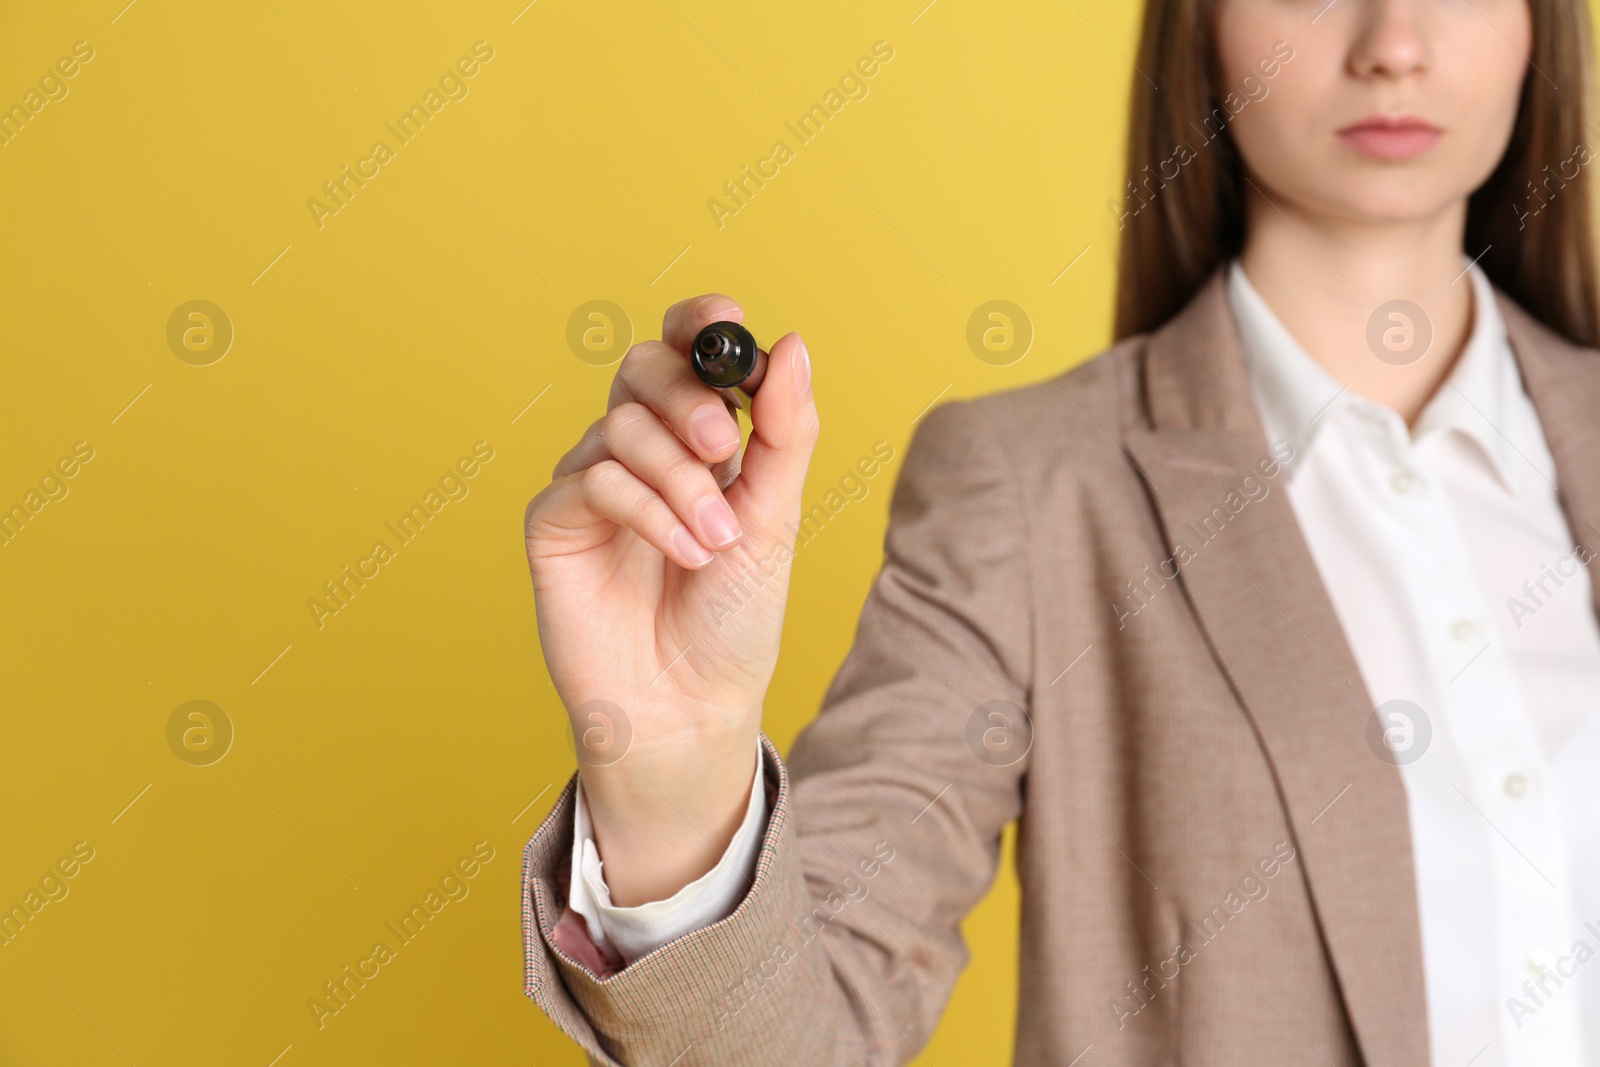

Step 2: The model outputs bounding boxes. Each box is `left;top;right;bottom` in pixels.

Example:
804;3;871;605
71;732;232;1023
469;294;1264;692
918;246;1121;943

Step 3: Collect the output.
1337;114;1442;160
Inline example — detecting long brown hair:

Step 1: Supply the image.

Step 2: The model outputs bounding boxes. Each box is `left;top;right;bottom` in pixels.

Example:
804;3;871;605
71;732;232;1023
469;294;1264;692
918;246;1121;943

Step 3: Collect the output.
1114;0;1600;349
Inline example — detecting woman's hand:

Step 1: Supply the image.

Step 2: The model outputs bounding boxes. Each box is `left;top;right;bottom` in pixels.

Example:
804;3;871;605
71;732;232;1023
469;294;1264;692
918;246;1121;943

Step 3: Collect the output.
524;294;818;905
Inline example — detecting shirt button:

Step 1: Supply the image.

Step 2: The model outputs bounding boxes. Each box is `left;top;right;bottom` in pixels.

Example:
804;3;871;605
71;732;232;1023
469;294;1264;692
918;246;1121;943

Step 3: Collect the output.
1527;946;1559;980
1389;469;1422;495
1502;772;1533;799
1449;618;1478;643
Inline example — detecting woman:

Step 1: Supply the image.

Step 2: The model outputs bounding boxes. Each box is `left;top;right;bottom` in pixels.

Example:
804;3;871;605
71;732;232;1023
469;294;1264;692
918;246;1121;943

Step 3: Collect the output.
521;0;1600;1063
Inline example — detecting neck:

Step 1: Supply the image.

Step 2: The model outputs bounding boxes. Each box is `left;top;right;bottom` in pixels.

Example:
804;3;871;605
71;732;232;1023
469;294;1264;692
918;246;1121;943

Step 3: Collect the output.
1237;185;1475;426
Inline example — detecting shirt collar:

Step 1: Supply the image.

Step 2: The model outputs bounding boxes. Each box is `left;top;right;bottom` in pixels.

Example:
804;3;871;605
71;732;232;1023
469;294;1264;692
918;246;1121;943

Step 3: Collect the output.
1225;256;1535;495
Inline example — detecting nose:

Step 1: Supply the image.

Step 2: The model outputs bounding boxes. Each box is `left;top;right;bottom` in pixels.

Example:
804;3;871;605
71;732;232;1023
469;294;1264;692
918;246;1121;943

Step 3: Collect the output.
1347;0;1431;80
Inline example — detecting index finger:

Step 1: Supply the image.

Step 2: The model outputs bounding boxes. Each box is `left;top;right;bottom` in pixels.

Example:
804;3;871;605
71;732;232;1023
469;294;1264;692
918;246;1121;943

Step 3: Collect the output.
663;293;744;355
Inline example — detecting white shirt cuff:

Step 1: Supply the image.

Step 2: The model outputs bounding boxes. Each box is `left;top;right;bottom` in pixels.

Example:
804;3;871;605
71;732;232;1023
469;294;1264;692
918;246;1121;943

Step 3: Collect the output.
567;739;767;965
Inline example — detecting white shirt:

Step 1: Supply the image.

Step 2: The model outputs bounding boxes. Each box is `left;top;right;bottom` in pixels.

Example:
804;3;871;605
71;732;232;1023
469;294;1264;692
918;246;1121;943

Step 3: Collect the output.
570;259;1600;1066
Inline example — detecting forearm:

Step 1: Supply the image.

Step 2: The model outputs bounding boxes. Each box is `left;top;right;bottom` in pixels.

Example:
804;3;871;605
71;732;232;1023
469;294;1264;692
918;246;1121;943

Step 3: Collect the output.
579;723;760;906
570;735;768;965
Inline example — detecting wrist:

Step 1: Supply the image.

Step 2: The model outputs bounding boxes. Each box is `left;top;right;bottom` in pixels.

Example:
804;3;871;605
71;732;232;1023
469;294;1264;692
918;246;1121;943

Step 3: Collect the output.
580;733;762;907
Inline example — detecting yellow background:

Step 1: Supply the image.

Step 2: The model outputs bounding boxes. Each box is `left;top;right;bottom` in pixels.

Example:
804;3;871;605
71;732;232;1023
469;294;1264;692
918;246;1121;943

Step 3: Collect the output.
3;0;1211;1062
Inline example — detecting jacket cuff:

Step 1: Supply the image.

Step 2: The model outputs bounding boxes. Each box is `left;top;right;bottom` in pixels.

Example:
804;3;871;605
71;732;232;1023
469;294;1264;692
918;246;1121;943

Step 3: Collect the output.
523;734;834;1066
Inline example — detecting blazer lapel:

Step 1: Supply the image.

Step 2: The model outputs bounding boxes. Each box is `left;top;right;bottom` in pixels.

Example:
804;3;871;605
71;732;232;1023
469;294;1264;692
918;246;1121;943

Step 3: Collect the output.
1497;294;1600;620
1123;270;1430;1067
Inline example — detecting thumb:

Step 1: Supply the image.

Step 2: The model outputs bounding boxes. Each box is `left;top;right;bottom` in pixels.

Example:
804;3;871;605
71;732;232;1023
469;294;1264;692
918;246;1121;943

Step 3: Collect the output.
723;331;818;549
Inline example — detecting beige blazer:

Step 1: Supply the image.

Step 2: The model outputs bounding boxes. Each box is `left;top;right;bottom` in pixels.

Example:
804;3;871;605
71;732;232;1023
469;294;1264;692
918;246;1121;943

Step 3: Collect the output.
520;268;1600;1066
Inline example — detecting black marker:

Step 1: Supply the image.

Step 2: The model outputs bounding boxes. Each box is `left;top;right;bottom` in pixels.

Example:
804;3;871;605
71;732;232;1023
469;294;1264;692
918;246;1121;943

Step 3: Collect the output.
691;321;767;408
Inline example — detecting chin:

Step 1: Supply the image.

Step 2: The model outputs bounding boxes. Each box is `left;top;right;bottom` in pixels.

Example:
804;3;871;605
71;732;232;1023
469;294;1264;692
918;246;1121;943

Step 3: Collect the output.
1330;185;1460;225
1265;160;1472;229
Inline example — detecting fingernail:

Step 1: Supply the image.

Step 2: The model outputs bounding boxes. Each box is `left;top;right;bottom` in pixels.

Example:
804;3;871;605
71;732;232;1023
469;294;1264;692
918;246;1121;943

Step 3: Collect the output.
793;334;811;397
697;495;742;547
698;297;738;320
690;404;740;455
671;525;714;566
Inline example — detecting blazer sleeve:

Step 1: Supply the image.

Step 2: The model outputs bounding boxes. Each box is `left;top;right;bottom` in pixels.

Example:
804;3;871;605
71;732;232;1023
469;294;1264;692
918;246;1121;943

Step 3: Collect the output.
521;397;1035;1066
